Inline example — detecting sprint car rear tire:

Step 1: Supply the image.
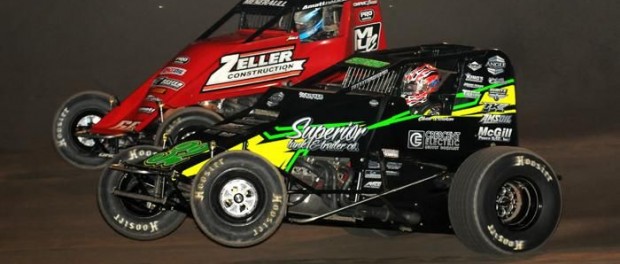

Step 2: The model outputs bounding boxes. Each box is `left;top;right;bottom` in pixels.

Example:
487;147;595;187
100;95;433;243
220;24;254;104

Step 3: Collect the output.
98;146;186;240
448;147;562;255
154;107;222;147
52;91;114;169
191;151;287;248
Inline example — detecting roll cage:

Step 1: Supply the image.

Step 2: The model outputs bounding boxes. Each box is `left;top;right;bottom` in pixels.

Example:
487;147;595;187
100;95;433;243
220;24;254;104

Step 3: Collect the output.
299;44;479;95
197;0;346;43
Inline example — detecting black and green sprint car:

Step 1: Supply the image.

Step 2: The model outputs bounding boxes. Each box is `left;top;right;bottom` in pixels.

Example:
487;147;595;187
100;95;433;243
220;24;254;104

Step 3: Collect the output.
97;44;562;255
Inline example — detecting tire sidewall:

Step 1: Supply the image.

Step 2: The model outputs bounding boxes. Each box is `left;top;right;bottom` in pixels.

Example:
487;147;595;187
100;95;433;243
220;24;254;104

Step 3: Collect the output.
52;92;112;169
97;146;186;240
154;107;222;146
191;151;287;248
472;151;562;253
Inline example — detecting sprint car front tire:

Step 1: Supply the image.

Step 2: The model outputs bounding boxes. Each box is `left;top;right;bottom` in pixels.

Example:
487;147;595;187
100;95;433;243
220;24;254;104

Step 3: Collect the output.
191;151;287;248
448;146;562;255
98;146;186;240
52;91;114;169
154;107;222;147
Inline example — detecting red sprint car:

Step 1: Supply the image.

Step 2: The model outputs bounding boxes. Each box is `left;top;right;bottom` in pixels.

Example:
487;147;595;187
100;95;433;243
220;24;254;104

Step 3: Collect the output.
52;0;387;169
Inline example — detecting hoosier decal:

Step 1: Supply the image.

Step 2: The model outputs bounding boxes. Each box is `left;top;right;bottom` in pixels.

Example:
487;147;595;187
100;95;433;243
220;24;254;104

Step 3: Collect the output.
204;46;307;91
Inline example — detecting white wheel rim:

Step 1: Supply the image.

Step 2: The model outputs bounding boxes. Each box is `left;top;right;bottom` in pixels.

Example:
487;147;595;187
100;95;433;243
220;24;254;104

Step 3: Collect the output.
76;114;101;147
219;178;259;218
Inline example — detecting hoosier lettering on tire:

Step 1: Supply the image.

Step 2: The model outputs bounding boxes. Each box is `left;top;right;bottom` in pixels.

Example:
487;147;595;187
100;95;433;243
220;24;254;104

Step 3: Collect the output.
190;151;287;248
448;146;562;255
98;146;186;241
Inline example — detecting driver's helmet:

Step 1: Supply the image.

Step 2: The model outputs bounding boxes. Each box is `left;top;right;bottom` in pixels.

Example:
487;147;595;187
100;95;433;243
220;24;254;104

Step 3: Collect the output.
294;8;324;41
402;64;441;106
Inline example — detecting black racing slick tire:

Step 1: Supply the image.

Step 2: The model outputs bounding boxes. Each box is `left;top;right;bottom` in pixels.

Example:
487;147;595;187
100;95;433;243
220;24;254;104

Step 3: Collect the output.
98;146;186;240
448;146;562;255
154;107;222;147
191;151;287;248
52;91;114;169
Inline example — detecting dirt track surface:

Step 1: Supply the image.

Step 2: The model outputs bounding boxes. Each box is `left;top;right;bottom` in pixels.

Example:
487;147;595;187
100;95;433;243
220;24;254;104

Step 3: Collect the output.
1;134;618;263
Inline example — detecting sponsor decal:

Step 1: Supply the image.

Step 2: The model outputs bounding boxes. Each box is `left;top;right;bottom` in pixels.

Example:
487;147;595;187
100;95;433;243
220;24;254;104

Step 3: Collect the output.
114;214;160;233
363;181;382;189
489;77;505;84
145;94;162;102
477;127;513;142
386;170;400;176
243;0;286;7
299;92;324;100
354;23;381;52
364;170;381;179
386;162;402;170
150;87;167;94
205;46;307;91
468;61;482;71
464;82;484;89
463;89;481;99
138;107;156;114
250;109;280;118
489;88;508;101
353;0;378;7
418;116;455;122
515;156;553;182
408;131;424;149
465;73;484;83
488;225;525;251
480;114;512;125
111;120;141;131
408;130;461;151
486;55;506;75
483;103;509;112
302;0;346;10
153;77;184;90
160;66;187;76
144;140;210;168
381;148;399;159
173;56;190;64
287;117;368;152
266;92;285;107
359;9;375;22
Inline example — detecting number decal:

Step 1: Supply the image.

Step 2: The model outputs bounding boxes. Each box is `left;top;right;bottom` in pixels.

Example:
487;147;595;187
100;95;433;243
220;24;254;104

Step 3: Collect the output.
144;141;210;167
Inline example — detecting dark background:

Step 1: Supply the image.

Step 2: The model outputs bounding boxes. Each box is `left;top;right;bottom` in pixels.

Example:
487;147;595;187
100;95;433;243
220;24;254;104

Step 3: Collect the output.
1;1;619;262
1;0;619;153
